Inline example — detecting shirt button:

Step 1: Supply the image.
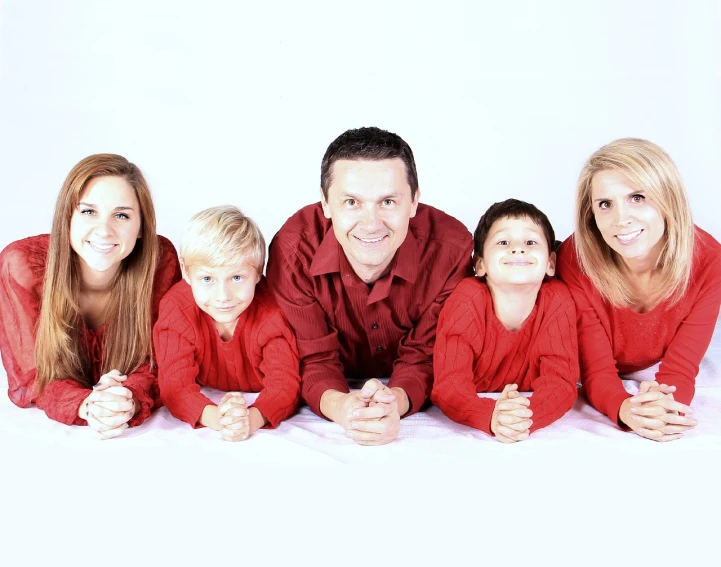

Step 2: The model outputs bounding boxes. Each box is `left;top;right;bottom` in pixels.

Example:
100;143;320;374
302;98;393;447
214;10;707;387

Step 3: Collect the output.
371;323;379;329
376;345;384;352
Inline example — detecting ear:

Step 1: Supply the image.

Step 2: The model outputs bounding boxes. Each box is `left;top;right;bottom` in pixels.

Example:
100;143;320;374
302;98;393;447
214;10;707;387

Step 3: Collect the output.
474;256;486;277
320;187;331;219
546;251;557;277
180;258;190;283
410;187;420;218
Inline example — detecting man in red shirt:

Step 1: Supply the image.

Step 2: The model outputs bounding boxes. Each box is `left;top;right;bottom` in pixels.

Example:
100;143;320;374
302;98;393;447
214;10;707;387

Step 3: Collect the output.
266;127;473;445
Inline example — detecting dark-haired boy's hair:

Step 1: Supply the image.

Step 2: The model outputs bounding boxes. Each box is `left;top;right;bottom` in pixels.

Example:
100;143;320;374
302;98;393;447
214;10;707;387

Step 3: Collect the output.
473;199;556;265
320;127;419;201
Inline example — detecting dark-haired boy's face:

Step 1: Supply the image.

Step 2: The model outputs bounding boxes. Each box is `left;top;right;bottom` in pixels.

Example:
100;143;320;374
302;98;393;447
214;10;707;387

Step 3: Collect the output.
321;158;419;284
476;216;555;289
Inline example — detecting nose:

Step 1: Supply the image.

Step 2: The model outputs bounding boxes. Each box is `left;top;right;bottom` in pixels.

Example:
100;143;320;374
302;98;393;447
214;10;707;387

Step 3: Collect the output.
360;204;382;232
94;216;113;236
511;244;526;254
614;202;632;226
217;281;231;302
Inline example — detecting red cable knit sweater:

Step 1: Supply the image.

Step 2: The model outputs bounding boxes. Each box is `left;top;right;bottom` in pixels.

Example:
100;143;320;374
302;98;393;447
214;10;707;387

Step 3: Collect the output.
431;277;579;435
153;277;301;428
0;234;181;426
556;227;721;426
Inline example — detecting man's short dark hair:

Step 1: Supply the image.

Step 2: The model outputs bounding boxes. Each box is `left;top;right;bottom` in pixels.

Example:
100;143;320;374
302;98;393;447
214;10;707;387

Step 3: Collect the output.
473;199;556;264
320;127;419;201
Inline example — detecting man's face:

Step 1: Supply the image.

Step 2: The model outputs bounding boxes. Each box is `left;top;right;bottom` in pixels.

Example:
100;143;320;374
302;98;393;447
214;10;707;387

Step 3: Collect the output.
321;158;419;284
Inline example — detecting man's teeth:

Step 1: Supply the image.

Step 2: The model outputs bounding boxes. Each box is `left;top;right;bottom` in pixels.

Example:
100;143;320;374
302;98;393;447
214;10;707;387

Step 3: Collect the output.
359;237;384;243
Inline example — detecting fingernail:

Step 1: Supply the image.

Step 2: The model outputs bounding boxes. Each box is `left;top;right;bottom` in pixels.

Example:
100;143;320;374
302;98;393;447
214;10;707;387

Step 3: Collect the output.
351;421;359;429
631;407;639;413
352;411;359;418
345;430;354;438
361;389;370;397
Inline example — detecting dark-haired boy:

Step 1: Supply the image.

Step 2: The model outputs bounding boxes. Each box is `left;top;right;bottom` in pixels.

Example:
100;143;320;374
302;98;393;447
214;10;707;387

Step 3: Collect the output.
431;199;579;442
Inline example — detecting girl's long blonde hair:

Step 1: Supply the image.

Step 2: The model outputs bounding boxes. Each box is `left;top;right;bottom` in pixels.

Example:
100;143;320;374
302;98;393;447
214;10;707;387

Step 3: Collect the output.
574;138;694;308
35;154;159;392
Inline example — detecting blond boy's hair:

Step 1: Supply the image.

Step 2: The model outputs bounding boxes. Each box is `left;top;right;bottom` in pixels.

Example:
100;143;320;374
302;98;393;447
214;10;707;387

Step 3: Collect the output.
180;206;266;271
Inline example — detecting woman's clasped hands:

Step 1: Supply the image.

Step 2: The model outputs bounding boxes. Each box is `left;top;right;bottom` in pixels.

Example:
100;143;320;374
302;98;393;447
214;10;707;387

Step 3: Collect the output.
80;369;136;439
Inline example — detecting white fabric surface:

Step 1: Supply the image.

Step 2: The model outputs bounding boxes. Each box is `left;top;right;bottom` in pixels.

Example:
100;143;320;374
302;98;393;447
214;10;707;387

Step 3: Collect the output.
2;317;720;462
2;317;720;564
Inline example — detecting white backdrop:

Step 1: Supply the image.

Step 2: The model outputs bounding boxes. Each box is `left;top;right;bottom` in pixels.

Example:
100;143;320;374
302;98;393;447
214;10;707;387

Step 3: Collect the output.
1;0;720;256
2;2;721;562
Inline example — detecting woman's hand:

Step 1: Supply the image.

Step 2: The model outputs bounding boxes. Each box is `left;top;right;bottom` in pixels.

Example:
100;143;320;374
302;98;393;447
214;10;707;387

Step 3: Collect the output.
79;369;136;439
619;381;696;442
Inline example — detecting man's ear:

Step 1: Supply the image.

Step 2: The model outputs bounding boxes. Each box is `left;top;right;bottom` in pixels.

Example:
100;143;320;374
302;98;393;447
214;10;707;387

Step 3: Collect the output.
546;251;557;277
410;187;421;218
320;187;331;219
474;256;486;277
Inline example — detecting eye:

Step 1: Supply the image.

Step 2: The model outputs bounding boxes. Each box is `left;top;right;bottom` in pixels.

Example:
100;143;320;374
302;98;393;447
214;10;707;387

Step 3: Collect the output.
597;200;611;210
231;275;245;282
382;199;395;206
115;212;130;220
344;198;357;207
201;276;213;283
525;240;538;246
631;194;645;203
497;240;509;246
80;208;95;216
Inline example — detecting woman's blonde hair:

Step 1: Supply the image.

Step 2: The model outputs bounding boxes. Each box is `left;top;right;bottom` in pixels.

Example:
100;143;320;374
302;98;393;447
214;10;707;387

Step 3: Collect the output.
180;206;266;272
35;154;159;392
574;138;694;308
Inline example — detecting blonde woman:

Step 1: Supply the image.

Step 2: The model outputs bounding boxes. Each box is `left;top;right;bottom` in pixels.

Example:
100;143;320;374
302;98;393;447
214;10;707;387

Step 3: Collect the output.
557;138;721;441
0;154;181;438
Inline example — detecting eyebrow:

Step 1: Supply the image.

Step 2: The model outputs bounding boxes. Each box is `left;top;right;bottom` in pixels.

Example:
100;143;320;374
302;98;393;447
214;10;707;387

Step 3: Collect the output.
593;190;645;203
340;192;403;201
78;202;136;211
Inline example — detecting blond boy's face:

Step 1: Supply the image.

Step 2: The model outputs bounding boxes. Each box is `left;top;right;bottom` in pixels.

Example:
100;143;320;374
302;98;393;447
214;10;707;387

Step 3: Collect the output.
476;216;556;290
182;261;261;336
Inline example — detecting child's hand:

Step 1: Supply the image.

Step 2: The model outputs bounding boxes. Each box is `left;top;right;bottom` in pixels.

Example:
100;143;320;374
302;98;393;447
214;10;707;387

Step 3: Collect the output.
218;392;250;442
491;384;533;443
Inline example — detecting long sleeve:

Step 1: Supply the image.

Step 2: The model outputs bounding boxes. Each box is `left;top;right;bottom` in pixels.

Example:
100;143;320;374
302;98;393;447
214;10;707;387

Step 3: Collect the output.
652;237;721;405
431;289;496;434
0;238;45;407
266;237;349;416
556;240;631;426
389;238;473;415
251;310;302;428
527;285;579;432
154;295;211;427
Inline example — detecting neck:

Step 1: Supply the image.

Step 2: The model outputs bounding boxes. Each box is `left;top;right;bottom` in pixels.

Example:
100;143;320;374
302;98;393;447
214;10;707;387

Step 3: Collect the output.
78;262;119;293
348;256;394;285
485;280;541;331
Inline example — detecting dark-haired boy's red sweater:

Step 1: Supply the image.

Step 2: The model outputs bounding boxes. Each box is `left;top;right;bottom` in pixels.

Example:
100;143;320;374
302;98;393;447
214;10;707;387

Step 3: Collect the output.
431;277;579;435
154;277;301;428
556;228;721;427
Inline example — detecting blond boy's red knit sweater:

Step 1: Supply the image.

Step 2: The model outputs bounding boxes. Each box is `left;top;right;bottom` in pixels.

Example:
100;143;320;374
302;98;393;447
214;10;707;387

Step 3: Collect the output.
153;277;301;428
431;277;579;435
556;227;721;426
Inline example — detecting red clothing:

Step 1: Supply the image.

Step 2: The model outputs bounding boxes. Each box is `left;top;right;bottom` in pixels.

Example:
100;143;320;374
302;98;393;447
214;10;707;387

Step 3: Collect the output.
0;234;181;426
266;202;473;417
153;277;301;428
431;277;579;435
556;227;721;426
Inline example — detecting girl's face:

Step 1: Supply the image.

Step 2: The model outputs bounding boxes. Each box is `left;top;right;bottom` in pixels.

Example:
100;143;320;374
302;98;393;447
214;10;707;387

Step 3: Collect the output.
69;175;142;282
591;170;666;268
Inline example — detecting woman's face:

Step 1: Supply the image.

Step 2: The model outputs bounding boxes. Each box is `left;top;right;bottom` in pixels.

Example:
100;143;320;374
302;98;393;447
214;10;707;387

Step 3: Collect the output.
69;175;142;282
590;170;666;268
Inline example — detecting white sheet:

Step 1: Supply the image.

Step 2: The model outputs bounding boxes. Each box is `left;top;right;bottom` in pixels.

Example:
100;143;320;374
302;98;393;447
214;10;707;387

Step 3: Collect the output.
2;317;720;563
